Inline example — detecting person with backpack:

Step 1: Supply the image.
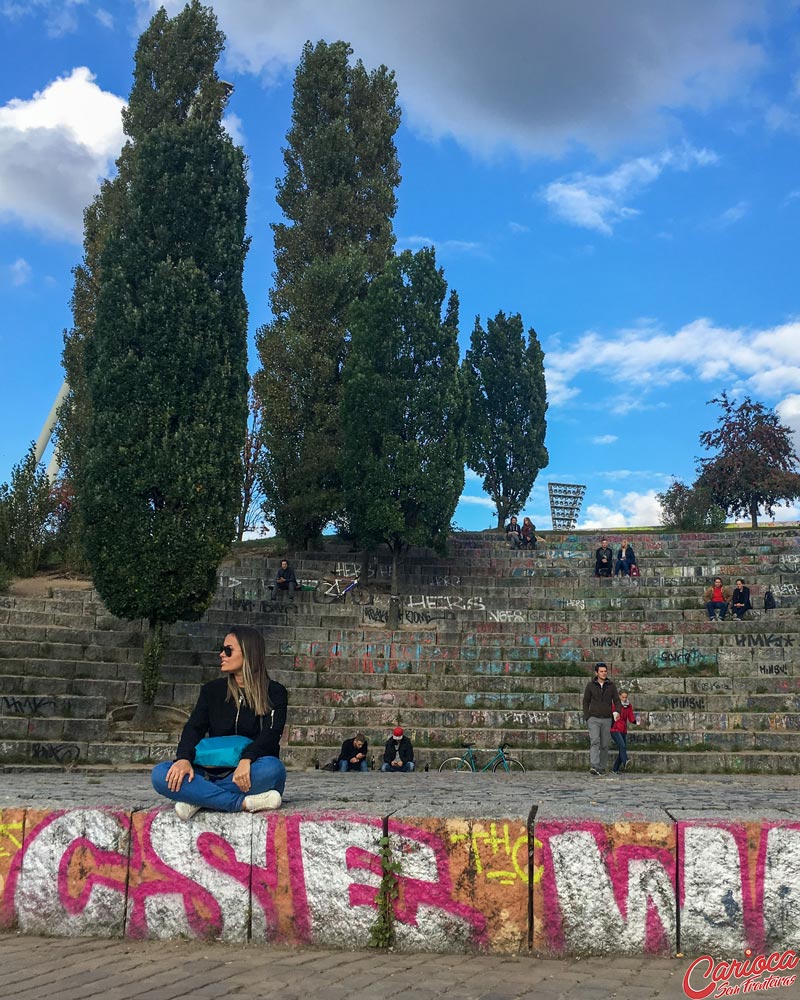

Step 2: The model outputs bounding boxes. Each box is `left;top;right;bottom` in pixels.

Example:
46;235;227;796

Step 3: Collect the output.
764;587;777;612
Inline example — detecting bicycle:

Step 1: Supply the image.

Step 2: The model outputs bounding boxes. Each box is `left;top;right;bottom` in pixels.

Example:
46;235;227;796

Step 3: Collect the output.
313;572;371;605
438;742;526;774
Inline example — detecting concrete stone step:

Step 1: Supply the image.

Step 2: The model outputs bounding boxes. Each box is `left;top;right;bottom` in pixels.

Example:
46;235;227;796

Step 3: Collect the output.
285;722;800;753
284;703;800;735
274;668;800;697
0;715;109;742
1;736;798;774
284;685;800;714
0;692;107;718
0;636;203;667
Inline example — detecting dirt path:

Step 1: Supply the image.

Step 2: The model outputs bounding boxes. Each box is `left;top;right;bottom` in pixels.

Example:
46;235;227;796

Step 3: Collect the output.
7;573;93;598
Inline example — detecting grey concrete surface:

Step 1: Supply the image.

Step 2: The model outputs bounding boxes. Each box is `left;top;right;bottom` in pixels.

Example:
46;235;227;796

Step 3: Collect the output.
1;766;799;821
0;933;697;1000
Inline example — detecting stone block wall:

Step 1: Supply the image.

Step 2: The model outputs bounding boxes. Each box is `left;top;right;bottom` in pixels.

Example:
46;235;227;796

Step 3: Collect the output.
1;805;798;957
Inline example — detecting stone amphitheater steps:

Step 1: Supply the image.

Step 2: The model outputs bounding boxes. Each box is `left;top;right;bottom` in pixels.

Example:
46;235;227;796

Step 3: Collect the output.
2;527;800;772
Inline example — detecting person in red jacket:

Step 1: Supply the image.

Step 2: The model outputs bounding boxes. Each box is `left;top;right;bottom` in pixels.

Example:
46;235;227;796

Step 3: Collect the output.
611;689;638;773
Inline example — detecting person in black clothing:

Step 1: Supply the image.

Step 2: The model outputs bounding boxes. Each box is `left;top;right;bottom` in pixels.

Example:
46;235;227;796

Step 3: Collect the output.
595;538;613;577
730;579;752;620
505;516;522;548
582;662;620;775
338;732;369;772
272;558;298;601
152;625;288;818
381;727;415;772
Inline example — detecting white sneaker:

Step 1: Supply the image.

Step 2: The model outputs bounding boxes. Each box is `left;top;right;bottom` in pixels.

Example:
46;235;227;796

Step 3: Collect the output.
174;801;201;821
244;790;282;812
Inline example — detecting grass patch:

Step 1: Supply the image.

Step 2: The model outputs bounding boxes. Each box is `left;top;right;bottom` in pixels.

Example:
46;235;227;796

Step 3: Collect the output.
634;662;719;678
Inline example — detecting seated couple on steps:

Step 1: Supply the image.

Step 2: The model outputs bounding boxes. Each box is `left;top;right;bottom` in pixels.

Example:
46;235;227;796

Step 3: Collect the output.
152;625;287;820
704;577;752;621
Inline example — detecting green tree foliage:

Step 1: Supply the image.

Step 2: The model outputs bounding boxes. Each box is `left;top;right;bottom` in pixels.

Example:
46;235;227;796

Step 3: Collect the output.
341;249;466;624
0;446;55;577
236;380;267;542
57;153;130;569
254;40;401;548
656;479;727;532
81;1;249;715
697;393;800;528
463;311;549;528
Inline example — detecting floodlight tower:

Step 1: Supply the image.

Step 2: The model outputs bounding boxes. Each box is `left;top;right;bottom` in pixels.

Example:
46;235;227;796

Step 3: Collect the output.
34;379;69;482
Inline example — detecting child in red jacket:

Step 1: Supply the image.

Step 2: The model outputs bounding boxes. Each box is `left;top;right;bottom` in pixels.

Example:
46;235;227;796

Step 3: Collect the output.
611;689;637;772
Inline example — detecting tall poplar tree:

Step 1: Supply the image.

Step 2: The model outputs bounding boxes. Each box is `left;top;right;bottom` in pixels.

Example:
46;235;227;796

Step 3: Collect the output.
254;40;400;547
341;249;466;625
464;311;549;528
81;1;249;722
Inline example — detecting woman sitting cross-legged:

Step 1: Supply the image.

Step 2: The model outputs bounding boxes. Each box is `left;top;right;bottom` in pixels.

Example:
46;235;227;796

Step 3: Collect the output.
152;625;288;820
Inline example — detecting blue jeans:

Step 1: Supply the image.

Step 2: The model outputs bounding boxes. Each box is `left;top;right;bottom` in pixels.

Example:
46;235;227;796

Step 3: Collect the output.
338;759;368;771
611;731;628;772
707;601;728;620
614;559;629;576
380;762;415;772
152;756;286;813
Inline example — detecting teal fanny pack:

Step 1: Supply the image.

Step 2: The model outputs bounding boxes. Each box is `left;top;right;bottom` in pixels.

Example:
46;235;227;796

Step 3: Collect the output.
193;735;251;768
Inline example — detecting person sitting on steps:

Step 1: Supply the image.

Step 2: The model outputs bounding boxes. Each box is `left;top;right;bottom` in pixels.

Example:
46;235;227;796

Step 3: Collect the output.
272;558;298;602
380;727;415;772
731;578;752;620
614;539;637;577
595;537;613;577
504;515;522;548
519;516;537;549
704;577;731;621
337;732;369;772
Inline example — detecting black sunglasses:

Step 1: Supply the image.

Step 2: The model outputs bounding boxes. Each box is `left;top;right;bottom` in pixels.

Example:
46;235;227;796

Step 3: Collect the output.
220;644;235;657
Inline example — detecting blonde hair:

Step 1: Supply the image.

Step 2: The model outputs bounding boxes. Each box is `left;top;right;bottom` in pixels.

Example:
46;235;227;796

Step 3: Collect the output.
224;625;271;718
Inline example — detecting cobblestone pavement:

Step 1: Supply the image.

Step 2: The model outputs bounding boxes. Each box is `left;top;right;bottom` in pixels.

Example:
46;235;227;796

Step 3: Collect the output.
0;934;697;1000
1;766;799;820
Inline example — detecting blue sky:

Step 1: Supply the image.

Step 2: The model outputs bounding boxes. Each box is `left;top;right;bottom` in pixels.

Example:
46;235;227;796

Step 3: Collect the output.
2;0;800;533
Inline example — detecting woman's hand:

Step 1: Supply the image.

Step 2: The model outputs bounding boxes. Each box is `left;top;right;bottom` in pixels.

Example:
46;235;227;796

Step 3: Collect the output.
166;759;194;792
232;758;252;792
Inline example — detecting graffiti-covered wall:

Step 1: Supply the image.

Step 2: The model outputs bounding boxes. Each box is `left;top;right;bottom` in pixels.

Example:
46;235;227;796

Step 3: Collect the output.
0;807;798;956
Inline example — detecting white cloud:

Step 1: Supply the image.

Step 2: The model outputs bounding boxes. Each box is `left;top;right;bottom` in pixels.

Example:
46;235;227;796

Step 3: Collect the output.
150;0;765;157
0;67;125;241
8;257;31;285
458;494;496;510
776;394;800;451
542;146;718;234
400;235;482;255
579;490;663;529
716;200;750;227
223;112;245;148
508;222;529;234
546;317;800;408
592;434;617;445
2;0;88;37
95;7;113;29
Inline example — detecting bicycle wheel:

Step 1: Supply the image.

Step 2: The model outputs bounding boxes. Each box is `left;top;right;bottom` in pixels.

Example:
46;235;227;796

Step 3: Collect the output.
313;581;339;604
493;757;526;773
350;585;371;605
438;757;474;773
